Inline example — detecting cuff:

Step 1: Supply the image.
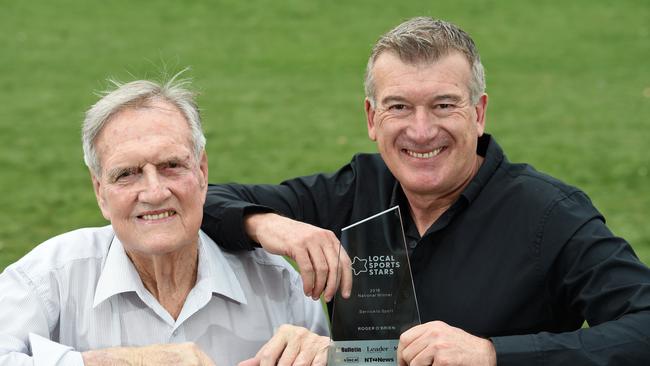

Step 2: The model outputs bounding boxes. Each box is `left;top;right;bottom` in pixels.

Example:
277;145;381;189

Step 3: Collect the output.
29;333;84;366
490;334;542;366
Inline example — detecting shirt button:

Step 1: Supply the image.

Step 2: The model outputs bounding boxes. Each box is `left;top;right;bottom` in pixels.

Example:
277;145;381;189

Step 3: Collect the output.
172;330;178;336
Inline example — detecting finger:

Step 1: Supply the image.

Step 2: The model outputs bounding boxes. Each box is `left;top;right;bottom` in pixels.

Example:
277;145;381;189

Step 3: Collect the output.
399;323;428;347
311;338;331;366
397;324;428;365
337;247;353;299
276;333;301;366
312;349;329;366
411;343;436;366
291;335;329;366
238;358;259;366
293;248;315;298
398;335;431;366
308;243;329;300
258;333;289;366
321;235;342;302
396;340;408;366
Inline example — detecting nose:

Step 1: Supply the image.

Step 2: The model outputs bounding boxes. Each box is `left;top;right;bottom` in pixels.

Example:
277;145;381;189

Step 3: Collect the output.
138;165;172;204
406;107;437;143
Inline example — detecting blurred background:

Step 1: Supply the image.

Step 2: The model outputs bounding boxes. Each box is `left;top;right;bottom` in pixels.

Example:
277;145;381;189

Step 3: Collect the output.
1;0;649;270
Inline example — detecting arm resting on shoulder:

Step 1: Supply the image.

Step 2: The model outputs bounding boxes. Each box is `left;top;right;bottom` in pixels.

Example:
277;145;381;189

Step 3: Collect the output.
202;162;359;300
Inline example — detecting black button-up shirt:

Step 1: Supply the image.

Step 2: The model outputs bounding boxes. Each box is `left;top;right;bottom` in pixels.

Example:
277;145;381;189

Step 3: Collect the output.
203;134;650;364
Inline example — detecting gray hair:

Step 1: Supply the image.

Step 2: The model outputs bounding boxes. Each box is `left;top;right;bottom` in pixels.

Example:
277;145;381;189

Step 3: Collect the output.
82;71;206;176
364;17;486;106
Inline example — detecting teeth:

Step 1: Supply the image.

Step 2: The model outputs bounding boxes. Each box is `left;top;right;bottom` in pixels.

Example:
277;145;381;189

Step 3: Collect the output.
406;147;444;159
141;211;175;220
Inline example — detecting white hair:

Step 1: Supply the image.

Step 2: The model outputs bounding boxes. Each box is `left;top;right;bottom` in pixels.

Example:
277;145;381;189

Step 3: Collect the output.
82;70;205;176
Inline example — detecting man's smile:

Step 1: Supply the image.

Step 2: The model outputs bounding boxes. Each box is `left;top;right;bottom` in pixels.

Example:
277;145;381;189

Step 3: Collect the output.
137;209;177;221
403;146;446;159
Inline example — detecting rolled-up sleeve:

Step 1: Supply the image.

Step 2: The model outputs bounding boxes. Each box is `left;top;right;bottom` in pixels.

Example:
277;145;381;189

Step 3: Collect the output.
0;266;83;366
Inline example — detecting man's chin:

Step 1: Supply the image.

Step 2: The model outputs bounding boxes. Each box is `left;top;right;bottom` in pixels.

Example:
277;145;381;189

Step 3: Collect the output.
122;235;196;256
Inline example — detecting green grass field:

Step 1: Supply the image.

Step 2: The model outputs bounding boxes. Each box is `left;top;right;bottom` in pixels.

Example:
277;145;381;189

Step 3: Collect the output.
1;0;649;271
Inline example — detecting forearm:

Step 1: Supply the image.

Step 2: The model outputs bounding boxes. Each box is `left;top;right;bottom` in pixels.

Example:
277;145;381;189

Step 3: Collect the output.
202;162;357;249
203;183;310;251
82;348;133;366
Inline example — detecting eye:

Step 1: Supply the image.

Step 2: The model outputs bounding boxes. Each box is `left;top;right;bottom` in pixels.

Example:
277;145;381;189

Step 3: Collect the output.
159;160;186;174
388;104;407;111
437;103;454;109
111;168;139;183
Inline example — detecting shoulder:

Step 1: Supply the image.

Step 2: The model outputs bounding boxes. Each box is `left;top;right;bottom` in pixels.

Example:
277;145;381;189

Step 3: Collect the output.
208;243;304;296
346;153;395;188
223;247;301;284
350;153;390;172
495;159;597;214
6;226;114;279
487;159;604;249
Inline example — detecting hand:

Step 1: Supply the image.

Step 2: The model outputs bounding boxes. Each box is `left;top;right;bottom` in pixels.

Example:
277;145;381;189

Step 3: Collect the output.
81;342;216;366
238;324;330;366
397;321;496;366
244;213;352;301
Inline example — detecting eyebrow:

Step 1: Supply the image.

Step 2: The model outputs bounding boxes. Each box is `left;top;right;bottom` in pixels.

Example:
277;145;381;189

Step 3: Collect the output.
433;94;463;103
380;96;409;105
105;155;192;178
380;93;463;105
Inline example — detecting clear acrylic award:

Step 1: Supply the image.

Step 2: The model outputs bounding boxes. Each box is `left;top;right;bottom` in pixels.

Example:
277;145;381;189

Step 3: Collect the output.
328;206;420;365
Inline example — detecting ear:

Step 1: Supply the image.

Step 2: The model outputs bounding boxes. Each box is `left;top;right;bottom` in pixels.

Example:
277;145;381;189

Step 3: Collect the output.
365;98;377;141
198;150;208;190
474;94;488;136
91;172;111;221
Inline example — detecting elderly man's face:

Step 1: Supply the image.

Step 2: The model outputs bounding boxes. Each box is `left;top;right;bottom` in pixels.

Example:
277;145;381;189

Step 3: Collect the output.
365;51;487;200
91;100;208;256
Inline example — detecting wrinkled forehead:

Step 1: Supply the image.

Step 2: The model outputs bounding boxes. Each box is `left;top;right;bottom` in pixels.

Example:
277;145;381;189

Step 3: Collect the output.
107;97;181;122
373;47;471;71
370;51;474;102
97;101;192;152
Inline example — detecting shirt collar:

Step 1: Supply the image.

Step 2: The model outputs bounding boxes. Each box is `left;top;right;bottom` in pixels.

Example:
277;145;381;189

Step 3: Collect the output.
93;233;145;308
389;134;503;206
460;134;504;204
194;231;247;304
387;134;504;239
93;230;247;308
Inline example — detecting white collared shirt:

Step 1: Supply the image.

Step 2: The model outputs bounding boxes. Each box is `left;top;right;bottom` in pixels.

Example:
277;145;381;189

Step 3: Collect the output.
0;226;329;365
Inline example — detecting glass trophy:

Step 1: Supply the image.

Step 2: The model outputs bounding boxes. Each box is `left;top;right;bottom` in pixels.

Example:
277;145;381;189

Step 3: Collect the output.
328;206;420;365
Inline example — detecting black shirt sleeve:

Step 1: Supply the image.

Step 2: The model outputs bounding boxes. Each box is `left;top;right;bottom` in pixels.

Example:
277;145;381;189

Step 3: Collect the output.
201;157;359;251
492;191;650;364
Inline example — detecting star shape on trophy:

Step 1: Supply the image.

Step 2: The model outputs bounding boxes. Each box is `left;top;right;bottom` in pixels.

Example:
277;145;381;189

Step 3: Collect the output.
351;256;368;276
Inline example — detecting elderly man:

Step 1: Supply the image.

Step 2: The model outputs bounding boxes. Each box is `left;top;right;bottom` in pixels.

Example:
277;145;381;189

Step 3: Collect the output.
202;17;650;365
0;77;328;365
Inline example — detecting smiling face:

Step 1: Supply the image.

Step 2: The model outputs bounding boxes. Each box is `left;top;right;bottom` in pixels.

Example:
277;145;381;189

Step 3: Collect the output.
91;99;208;257
365;51;487;201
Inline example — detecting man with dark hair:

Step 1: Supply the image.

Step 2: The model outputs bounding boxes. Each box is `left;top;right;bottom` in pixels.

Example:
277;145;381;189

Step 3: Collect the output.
203;17;650;365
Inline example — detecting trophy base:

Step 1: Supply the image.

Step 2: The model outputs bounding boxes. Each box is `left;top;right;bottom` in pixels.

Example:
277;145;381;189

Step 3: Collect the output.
327;339;398;365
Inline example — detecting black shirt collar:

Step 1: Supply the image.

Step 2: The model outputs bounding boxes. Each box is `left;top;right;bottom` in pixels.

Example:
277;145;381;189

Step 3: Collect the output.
389;134;504;241
460;134;504;205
